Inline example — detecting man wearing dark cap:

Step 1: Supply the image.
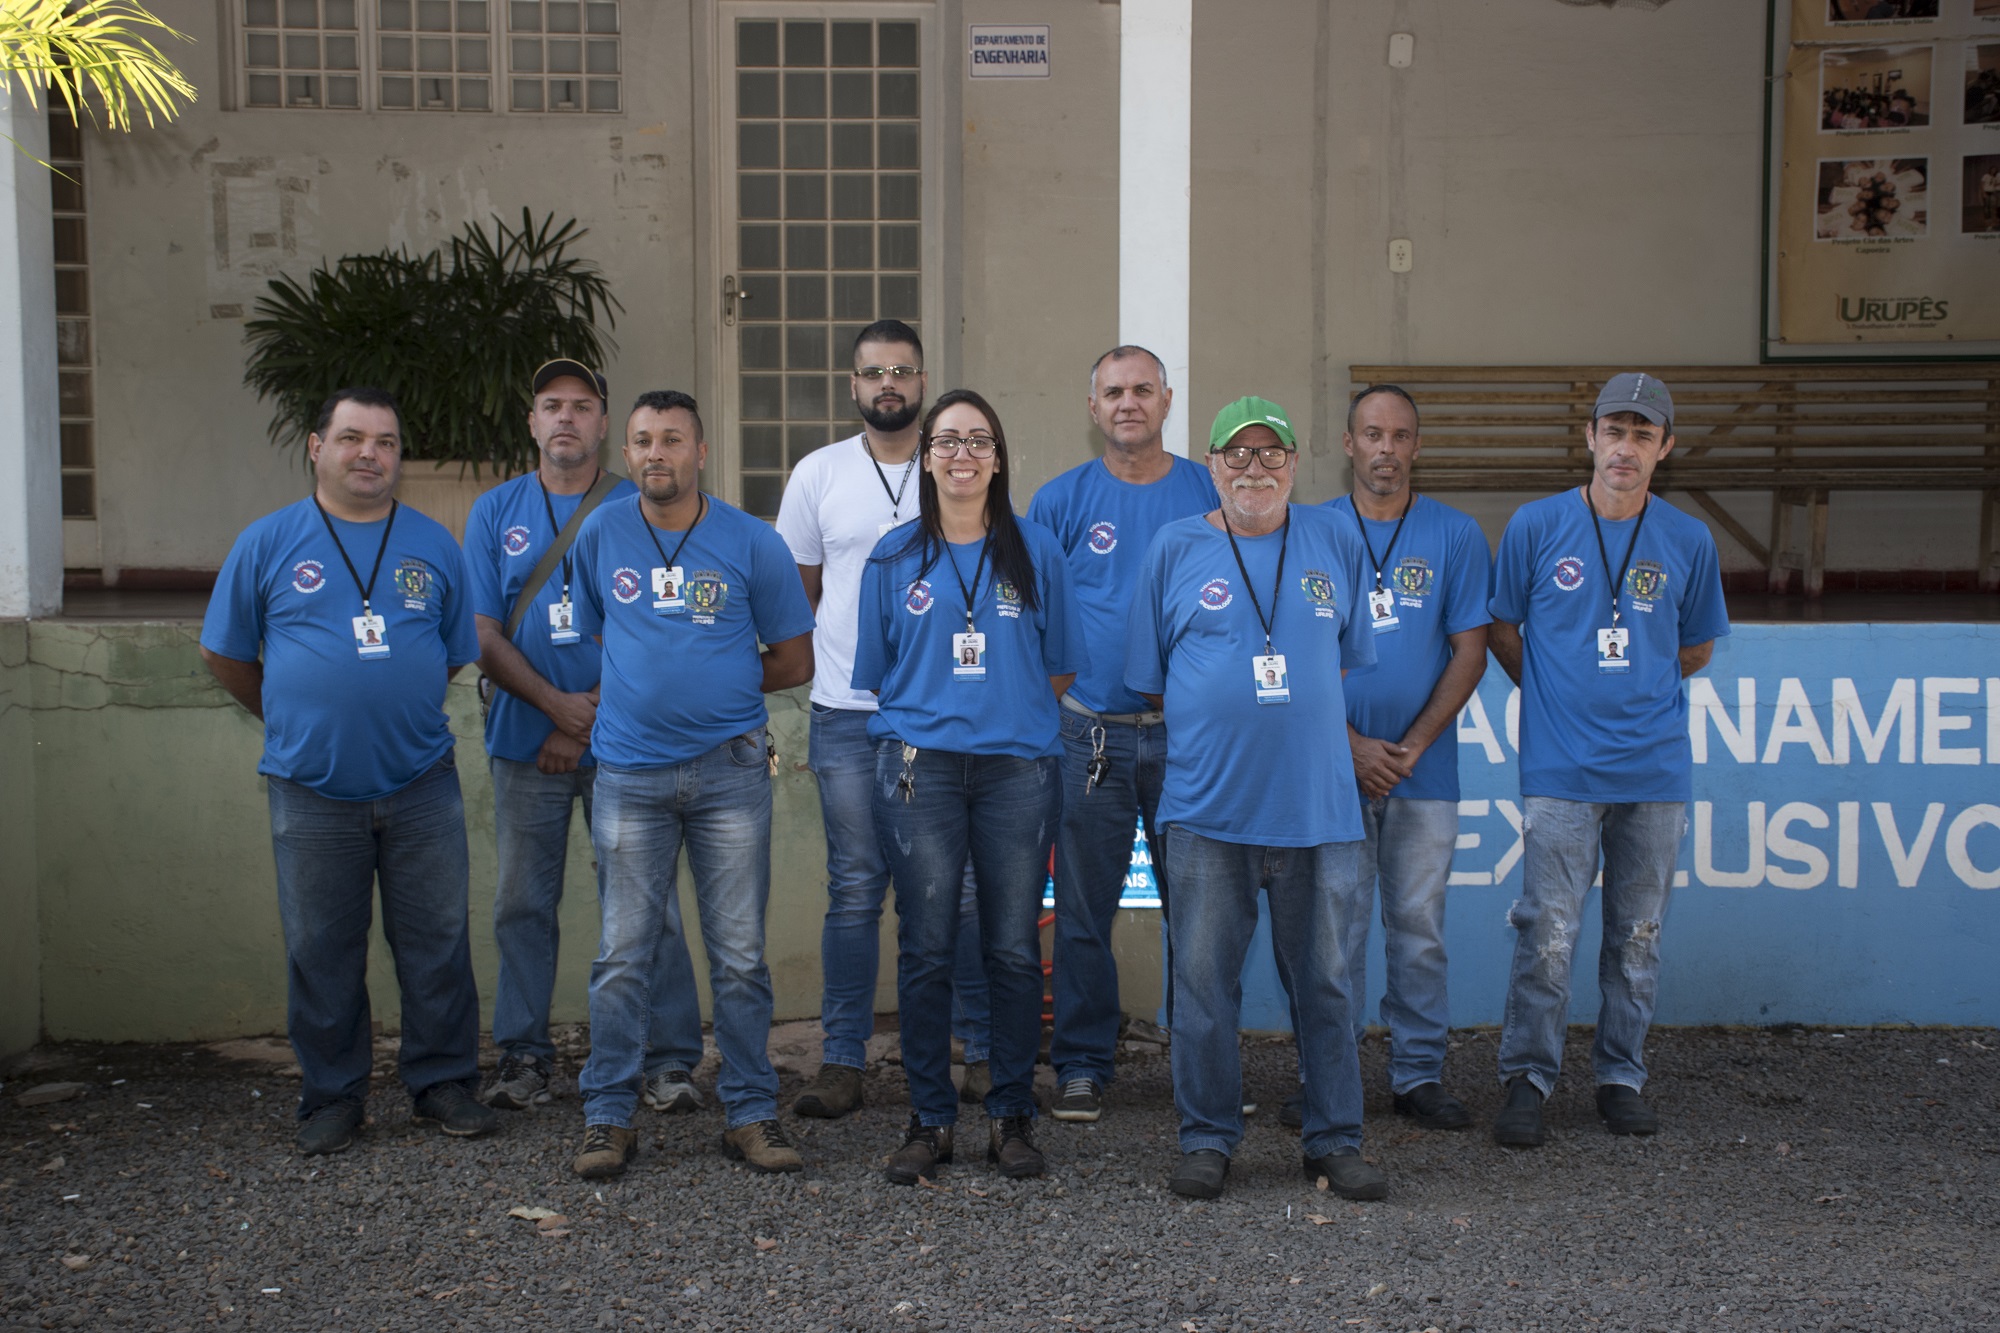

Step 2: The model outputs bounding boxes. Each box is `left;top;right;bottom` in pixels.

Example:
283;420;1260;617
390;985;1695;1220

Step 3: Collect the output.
1487;372;1730;1147
464;359;707;1114
1125;396;1385;1203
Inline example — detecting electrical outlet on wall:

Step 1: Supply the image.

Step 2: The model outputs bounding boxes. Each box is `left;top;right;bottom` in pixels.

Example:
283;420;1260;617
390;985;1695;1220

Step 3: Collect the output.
1388;239;1413;273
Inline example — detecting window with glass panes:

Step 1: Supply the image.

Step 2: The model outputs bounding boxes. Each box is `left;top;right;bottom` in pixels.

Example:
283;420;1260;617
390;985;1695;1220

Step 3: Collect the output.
378;0;493;110
507;1;621;112
242;0;362;109
734;16;921;520
49;110;93;520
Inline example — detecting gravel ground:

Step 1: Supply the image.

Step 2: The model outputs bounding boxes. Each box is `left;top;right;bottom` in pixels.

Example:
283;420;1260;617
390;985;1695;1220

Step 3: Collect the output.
2;1024;1996;1332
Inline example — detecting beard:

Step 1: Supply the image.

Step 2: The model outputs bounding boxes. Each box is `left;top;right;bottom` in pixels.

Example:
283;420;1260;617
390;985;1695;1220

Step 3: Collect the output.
857;394;922;433
638;470;689;505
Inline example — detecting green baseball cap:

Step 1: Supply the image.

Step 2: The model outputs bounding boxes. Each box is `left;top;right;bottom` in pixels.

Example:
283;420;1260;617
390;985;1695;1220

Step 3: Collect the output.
1209;396;1297;451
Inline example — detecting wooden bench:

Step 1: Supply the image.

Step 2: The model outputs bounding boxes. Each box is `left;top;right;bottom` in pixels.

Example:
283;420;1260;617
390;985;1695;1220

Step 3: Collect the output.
1348;365;2000;596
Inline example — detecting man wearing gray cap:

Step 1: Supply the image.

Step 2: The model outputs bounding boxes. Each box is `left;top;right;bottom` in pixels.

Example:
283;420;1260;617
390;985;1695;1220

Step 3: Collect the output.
1486;372;1730;1147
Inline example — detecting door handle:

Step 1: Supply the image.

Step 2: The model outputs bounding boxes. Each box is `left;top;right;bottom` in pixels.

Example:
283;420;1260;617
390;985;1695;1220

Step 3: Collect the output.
724;274;748;327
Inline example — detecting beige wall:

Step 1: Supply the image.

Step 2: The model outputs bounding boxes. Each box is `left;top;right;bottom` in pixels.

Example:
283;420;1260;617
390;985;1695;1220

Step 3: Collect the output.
0;622;39;1056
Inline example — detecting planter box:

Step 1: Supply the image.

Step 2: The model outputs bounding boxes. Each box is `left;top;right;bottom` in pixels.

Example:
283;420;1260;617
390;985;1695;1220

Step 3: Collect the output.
395;461;513;543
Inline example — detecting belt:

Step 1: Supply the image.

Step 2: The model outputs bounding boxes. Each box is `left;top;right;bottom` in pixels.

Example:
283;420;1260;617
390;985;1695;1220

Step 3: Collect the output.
1061;692;1163;728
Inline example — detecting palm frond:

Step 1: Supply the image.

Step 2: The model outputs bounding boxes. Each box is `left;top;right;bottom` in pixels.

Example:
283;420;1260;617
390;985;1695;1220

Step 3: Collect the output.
0;0;195;134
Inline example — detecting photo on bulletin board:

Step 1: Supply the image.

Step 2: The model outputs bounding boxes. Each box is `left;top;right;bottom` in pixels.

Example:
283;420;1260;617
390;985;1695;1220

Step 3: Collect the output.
1967;44;2000;124
1965;153;2000;233
1820;44;1933;130
1828;0;1938;20
1813;158;1929;239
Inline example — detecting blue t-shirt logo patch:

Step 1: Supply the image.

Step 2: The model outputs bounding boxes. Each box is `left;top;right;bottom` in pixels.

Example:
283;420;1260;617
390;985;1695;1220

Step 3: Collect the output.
686;575;729;624
995;580;1023;618
1393;558;1434;600
905;579;935;616
1199;578;1233;611
1553;556;1587;591
291;559;326;595
611;566;643;604
1625;561;1668;612
395;560;435;609
1087;521;1118;554
1298;571;1339;619
502;525;532;557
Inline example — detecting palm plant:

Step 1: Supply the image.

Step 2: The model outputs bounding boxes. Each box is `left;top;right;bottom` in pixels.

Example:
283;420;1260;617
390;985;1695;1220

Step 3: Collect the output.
0;0;193;141
242;210;621;475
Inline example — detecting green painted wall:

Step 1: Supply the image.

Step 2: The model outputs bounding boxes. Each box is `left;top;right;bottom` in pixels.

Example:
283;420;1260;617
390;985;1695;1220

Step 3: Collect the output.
17;621;1163;1045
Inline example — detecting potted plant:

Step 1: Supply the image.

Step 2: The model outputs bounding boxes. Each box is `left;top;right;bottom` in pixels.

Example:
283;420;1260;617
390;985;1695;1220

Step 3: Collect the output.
242;209;620;537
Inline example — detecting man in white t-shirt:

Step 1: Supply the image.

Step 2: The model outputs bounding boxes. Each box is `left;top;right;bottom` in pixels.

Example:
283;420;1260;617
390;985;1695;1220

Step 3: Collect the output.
776;319;990;1119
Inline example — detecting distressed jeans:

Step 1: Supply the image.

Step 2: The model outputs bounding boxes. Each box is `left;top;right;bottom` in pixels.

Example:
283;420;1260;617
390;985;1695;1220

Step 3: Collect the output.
1497;797;1686;1096
1050;707;1171;1087
872;742;1060;1127
488;757;705;1078
1164;826;1368;1160
581;734;779;1129
1341;797;1458;1093
807;704;989;1069
266;752;480;1118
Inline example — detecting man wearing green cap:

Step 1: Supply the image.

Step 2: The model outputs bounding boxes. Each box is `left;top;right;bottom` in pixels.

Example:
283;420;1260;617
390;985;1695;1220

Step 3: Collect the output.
1125;396;1385;1202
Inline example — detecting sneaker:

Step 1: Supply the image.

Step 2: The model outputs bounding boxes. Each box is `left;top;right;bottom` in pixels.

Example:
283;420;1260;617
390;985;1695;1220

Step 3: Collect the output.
295;1100;364;1156
1493;1077;1547;1148
1303;1150;1389;1201
722;1119;804;1174
883;1116;954;1186
481;1053;552;1110
412;1081;499;1138
1168;1149;1230;1200
1051;1077;1103;1123
641;1068;704;1114
987;1115;1046;1178
1279;1091;1304;1130
958;1059;993;1105
1392;1082;1473;1131
1596;1083;1659;1136
792;1064;865;1119
572;1123;638;1179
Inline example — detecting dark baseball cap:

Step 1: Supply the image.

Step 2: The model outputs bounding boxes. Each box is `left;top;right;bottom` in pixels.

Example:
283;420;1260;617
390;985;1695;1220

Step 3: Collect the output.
531;358;608;402
1593;372;1673;430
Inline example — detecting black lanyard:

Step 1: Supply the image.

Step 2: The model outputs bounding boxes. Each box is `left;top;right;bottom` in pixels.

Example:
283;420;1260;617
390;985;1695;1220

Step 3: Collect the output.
538;469;601;603
314;497;399;617
861;437;918;518
940;533;992;635
1583;487;1649;628
1219;507;1290;656
1347;494;1413;592
639;492;706;579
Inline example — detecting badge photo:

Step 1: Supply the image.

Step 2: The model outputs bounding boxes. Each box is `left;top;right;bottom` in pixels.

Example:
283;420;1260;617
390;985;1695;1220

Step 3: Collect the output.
952;631;987;681
1368;587;1400;632
1253;652;1290;705
1597;626;1631;674
652;564;686;615
353;614;390;660
549;599;579;645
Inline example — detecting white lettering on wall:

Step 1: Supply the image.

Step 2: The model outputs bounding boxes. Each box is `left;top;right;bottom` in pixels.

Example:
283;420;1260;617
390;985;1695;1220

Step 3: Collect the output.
1837;800;1860;888
1765;801;1831;889
1922;679;1982;765
1873;802;1945;887
1690;678;1757;764
1763;678;1832;765
1944;805;2000;890
1831;677;1916;764
1695;801;1766;887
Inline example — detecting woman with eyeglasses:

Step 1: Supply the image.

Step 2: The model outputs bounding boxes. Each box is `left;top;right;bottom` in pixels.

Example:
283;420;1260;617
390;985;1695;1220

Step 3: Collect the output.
853;388;1084;1184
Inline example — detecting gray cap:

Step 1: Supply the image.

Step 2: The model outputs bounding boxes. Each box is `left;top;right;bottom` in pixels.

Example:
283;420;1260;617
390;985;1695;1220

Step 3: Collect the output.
1593;372;1673;430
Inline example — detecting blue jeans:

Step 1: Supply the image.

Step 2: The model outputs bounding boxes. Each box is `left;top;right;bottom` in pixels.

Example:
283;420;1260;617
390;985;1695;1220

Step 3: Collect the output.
807;704;989;1068
266;752;480;1118
1164;825;1367;1160
581;733;778;1128
872;741;1060;1126
1051;706;1171;1085
1497;797;1686;1096
1341;797;1457;1093
488;757;704;1077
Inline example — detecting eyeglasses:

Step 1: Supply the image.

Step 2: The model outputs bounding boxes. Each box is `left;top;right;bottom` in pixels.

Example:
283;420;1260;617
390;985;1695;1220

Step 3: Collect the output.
928;434;998;459
1213;444;1295;470
854;365;923;382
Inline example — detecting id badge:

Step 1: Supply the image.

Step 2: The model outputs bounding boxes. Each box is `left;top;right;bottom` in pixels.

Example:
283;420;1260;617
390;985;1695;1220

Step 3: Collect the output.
549;599;580;645
652;565;686;615
1253;653;1290;705
952;631;987;681
353;614;390;660
1368;588;1400;632
1597;626;1631;674
879;519;906;538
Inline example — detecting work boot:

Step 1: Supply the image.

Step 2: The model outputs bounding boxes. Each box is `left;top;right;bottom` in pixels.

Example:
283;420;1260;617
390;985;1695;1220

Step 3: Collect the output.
1596;1083;1660;1136
1279;1091;1304;1129
1168;1149;1230;1199
481;1053;552;1110
1392;1082;1473;1130
641;1068;704;1114
987;1115;1046;1178
793;1064;865;1119
1493;1077;1547;1148
883;1116;954;1186
1051;1077;1103;1123
412;1082;498;1138
1303;1150;1389;1201
572;1123;638;1179
722;1119;805;1173
295;1101;364;1156
958;1059;993;1105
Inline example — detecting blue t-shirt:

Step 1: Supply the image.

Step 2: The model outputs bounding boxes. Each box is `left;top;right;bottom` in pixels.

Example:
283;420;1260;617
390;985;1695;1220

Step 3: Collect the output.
200;496;479;802
570;493;816;770
1124;505;1377;847
1326;494;1493;801
851;519;1085;760
1027;456;1218;714
463;472;637;765
1490;490;1731;804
